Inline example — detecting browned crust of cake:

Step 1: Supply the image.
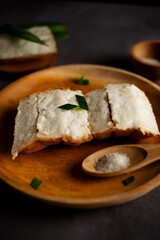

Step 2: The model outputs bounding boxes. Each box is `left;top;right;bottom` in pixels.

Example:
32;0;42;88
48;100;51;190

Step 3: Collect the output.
92;129;113;140
62;133;93;146
12;132;93;159
112;127;159;139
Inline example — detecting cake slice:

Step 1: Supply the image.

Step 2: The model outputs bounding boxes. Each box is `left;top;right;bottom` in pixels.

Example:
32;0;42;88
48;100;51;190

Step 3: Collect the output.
85;88;113;139
105;83;159;138
0;26;57;73
11;89;92;159
11;93;45;160
37;89;92;145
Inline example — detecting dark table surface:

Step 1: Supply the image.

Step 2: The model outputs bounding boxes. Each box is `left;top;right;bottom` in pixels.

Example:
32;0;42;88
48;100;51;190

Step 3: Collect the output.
0;1;160;240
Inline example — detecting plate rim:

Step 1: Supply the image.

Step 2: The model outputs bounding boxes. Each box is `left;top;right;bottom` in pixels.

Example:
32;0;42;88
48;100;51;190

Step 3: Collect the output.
0;63;160;95
0;165;160;208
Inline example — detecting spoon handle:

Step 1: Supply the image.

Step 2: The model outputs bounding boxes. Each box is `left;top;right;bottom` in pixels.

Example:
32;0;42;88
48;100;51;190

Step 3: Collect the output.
120;143;160;175
140;143;160;164
104;143;160;177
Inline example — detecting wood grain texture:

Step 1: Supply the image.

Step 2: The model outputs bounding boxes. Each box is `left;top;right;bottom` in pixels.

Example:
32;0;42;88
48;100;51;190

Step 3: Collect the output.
0;64;160;208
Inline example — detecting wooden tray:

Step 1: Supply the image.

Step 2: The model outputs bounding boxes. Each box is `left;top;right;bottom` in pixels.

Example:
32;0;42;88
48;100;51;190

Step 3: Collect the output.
0;64;160;208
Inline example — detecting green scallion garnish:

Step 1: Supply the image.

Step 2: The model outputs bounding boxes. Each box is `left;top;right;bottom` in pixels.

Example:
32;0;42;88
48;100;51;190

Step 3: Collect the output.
78;74;90;85
123;176;135;186
0;24;47;45
58;95;89;111
58;103;79;110
0;22;68;44
16;23;69;41
76;94;89;110
30;178;42;190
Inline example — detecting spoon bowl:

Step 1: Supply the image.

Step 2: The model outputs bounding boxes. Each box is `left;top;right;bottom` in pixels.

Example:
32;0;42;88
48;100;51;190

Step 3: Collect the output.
82;144;160;177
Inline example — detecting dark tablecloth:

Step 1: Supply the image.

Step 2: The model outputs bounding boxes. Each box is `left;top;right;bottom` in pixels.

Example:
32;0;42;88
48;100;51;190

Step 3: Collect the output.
0;1;160;240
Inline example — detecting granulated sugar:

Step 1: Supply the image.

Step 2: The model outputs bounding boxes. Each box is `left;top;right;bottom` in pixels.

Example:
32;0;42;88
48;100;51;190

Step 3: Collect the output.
142;57;160;65
95;152;130;173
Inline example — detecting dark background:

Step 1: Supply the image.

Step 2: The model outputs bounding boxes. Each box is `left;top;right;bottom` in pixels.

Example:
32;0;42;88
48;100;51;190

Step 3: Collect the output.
0;1;160;240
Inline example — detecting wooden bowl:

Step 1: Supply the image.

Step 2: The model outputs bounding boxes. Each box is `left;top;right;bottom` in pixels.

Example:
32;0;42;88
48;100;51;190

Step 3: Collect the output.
130;40;160;81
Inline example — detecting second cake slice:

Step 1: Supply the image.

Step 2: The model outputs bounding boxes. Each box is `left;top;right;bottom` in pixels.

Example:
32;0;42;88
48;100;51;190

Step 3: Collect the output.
85;88;113;139
105;83;159;138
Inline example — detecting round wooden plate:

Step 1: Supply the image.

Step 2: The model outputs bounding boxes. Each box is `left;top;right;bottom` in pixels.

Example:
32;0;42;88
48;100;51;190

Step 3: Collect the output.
0;64;160;208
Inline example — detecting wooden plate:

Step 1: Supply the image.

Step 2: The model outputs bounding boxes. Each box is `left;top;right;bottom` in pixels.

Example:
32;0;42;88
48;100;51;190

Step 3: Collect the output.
0;64;160;208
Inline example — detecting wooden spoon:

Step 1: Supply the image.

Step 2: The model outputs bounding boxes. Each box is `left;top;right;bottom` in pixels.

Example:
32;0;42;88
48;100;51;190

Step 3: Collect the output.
82;144;160;177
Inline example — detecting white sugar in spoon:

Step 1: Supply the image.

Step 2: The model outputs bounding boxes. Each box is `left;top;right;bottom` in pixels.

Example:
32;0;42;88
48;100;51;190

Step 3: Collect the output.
82;144;160;177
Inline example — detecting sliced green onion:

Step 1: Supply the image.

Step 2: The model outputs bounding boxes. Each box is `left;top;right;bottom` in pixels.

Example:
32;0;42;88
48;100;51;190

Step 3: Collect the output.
58;95;89;111
30;178;42;190
15;23;69;41
0;23;68;44
123;176;135;186
0;24;46;45
58;103;78;110
76;95;89;110
78;74;90;85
